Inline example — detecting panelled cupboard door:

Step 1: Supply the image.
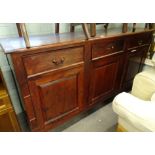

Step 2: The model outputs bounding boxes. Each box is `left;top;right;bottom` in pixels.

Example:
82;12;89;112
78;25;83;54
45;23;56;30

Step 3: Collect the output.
89;54;124;105
28;65;84;131
123;46;149;89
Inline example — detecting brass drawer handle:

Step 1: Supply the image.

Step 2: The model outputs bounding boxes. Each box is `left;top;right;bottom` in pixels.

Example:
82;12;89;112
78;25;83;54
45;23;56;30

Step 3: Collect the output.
130;49;137;53
52;57;65;65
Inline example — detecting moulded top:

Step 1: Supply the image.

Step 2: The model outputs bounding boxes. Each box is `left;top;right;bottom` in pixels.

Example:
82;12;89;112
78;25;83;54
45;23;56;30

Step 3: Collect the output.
0;27;154;54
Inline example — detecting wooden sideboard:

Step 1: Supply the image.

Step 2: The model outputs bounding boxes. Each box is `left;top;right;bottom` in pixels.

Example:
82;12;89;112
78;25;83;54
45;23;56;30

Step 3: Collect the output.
0;28;153;131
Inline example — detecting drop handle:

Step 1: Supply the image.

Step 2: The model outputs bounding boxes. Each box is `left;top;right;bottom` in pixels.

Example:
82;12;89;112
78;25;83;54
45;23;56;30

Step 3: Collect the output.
52;57;65;65
130;49;137;53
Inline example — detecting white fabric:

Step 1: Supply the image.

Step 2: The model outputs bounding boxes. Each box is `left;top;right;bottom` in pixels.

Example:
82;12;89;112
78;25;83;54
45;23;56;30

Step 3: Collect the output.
113;92;155;131
151;93;155;102
131;70;155;101
118;117;140;132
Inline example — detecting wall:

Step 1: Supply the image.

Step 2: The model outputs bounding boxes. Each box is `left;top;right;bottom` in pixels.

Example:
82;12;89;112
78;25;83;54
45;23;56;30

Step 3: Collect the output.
0;23;146;38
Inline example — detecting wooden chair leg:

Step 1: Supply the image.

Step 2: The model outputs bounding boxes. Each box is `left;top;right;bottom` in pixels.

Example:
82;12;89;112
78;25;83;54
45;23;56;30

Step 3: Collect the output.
145;23;153;29
149;23;153;29
132;23;136;32
19;23;30;48
70;23;75;32
122;23;128;33
82;23;90;40
16;23;23;37
90;23;96;37
104;23;109;29
55;23;59;33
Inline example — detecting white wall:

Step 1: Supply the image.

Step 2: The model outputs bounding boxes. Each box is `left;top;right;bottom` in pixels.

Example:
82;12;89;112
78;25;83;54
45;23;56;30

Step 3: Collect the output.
0;23;76;38
0;23;146;38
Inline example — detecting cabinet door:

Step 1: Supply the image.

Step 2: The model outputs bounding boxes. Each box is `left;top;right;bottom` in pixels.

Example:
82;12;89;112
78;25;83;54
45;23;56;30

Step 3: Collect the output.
123;46;148;89
89;54;124;105
28;65;84;131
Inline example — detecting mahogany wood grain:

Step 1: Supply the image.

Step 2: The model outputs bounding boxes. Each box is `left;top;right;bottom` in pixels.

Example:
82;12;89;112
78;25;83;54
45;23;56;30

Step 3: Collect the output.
92;38;124;59
1;28;154;54
11;53;38;129
22;46;84;76
0;69;21;132
6;30;153;131
123;46;149;90
28;65;84;130
0;108;20;132
89;52;125;105
126;32;152;49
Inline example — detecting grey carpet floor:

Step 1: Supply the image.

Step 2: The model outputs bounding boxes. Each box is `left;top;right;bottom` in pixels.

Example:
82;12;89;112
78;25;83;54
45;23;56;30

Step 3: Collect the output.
19;102;118;132
63;103;118;132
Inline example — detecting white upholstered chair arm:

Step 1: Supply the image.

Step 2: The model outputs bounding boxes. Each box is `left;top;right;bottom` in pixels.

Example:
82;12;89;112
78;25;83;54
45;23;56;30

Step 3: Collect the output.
113;92;155;131
131;70;155;100
151;93;155;102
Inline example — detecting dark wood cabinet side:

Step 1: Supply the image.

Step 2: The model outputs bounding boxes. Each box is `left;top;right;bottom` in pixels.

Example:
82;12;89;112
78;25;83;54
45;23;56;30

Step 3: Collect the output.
123;46;150;90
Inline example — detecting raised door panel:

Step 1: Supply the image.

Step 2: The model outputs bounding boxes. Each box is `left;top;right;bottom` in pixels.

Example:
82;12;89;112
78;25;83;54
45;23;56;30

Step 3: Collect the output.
39;75;78;122
28;65;84;131
90;54;124;105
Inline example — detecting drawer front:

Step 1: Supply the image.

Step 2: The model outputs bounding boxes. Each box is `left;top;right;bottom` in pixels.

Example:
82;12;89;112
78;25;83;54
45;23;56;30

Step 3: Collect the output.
127;33;151;49
23;46;84;76
92;39;124;59
0;94;11;111
127;45;149;54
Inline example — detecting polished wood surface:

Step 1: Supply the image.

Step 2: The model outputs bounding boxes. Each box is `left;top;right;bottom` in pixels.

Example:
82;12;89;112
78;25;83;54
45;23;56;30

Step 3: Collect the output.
1;27;154;54
0;108;20;132
123;46;149;90
126;33;151;49
92;38;124;59
28;65;84;130
2;29;153;131
89;52;124;105
0;70;20;132
23;46;84;76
